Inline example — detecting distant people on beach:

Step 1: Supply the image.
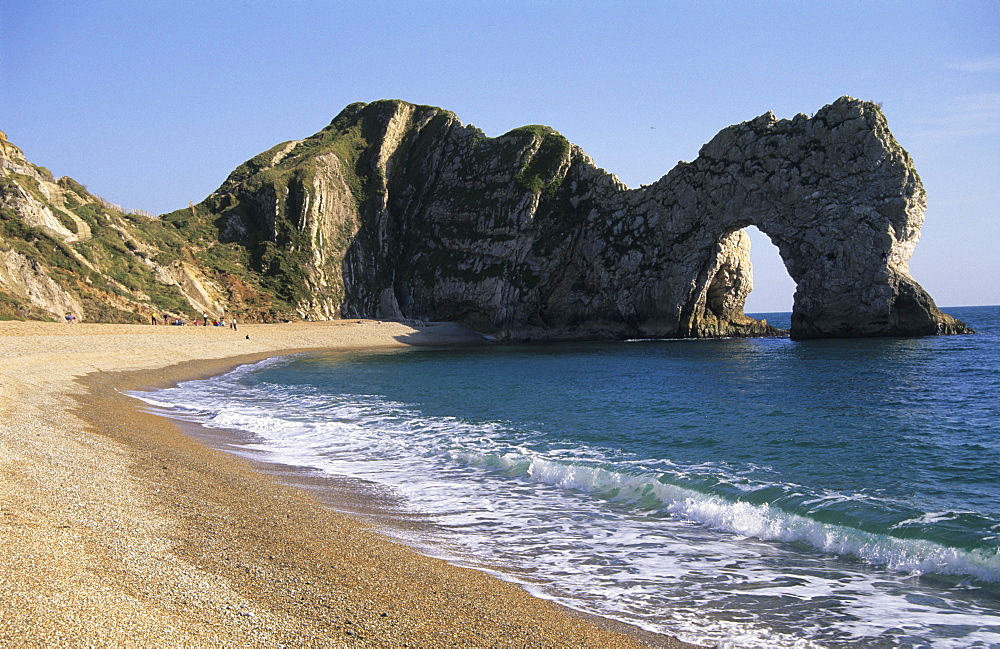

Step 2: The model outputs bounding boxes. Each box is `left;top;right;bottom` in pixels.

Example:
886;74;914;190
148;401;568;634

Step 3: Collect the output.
146;312;242;328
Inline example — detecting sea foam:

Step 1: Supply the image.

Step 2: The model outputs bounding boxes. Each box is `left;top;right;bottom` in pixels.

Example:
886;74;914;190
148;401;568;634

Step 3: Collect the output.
129;331;1000;648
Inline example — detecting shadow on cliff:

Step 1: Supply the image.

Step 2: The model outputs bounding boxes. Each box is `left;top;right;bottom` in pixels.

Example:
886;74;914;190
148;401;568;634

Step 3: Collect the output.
391;321;496;347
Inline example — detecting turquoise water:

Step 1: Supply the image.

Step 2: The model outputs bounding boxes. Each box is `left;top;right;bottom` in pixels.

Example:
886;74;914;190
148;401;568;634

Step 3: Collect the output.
136;306;1000;648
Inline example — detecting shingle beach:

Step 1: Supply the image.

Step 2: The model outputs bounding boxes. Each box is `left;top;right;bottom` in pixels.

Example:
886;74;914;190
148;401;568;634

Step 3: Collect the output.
0;319;697;647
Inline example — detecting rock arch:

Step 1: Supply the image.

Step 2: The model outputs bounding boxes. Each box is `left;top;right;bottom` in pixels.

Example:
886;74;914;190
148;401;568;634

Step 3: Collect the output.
204;97;970;339
623;97;969;339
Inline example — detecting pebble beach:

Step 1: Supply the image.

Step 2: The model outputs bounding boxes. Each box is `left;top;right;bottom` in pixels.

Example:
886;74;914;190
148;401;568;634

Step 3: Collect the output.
0;319;696;647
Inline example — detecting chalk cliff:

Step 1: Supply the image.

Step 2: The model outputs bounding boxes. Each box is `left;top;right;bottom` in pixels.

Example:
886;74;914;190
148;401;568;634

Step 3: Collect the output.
196;98;969;339
0;130;229;322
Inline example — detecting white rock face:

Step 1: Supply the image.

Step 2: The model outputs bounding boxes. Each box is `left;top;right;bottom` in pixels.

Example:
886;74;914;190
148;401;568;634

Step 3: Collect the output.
0;131;227;322
0;134;87;243
0;248;84;319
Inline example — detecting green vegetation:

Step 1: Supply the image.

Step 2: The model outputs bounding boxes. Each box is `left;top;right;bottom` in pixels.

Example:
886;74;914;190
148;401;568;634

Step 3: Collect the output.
57;176;92;201
509;128;571;195
0;206;83;275
0;100;608;326
0;169;205;321
0;291;28;320
52;208;79;234
3;101;584;324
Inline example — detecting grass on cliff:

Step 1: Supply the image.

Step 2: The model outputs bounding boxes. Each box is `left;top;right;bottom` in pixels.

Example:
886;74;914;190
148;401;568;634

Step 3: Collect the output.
0;189;197;321
162;102;397;317
505;126;571;195
159;202;304;319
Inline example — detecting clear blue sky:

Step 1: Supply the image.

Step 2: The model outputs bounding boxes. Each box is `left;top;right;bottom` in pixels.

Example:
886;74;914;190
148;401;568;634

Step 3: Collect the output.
2;1;997;311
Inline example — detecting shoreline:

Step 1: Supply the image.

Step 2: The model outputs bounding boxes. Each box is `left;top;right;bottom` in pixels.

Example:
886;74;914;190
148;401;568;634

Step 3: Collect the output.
0;319;700;647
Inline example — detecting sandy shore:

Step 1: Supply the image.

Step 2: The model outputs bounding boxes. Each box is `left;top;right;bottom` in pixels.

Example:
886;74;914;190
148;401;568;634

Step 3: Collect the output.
0;319;699;647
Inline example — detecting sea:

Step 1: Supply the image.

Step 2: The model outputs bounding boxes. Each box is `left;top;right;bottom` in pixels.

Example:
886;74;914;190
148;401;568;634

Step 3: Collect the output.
132;305;1000;648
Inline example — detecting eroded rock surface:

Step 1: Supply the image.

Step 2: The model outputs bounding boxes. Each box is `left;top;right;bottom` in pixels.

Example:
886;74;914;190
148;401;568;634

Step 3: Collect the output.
205;97;969;339
0;100;970;336
0;131;229;322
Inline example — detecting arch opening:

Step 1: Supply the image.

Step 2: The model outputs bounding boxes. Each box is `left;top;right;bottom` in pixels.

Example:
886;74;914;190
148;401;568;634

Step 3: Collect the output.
742;226;796;325
680;226;790;338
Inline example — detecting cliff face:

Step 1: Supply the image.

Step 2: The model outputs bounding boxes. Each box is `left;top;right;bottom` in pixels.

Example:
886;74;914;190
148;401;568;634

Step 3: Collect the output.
199;98;968;339
0;98;970;337
0;130;231;322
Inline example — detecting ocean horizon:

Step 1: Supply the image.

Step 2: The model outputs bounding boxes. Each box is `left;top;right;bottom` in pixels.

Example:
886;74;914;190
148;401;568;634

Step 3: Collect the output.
134;305;1000;648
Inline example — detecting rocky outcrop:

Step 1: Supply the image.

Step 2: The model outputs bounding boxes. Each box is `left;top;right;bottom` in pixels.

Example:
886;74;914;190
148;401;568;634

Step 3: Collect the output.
1;133;91;243
203;98;969;339
0;131;228;322
0;247;85;319
652;100;968;338
0;99;971;337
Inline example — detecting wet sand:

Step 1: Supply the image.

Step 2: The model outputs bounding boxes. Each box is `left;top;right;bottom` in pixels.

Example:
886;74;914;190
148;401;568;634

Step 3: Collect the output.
0;319;701;647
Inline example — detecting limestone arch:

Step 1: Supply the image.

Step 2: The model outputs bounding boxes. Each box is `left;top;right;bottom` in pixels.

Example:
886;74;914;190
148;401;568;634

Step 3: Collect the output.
658;98;962;340
678;204;931;340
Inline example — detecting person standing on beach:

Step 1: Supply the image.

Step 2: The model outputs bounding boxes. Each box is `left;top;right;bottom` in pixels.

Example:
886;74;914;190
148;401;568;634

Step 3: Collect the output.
230;317;237;331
